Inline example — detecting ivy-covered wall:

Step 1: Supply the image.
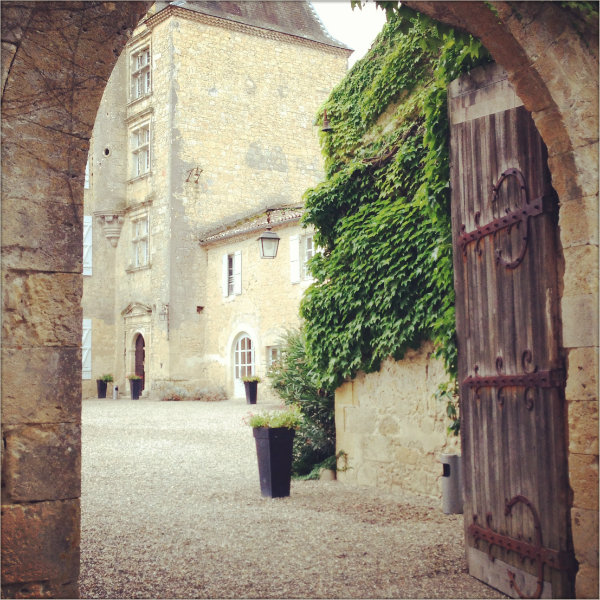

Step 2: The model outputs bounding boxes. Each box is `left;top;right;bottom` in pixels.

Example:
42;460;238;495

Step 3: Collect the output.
301;8;490;431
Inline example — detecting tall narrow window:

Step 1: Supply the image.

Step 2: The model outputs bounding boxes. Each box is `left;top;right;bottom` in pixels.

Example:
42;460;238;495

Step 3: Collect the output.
291;234;317;283
132;216;149;268
227;254;235;296
303;235;315;280
222;251;242;297
131;46;151;100
131;123;150;177
82;318;92;380
83;215;92;276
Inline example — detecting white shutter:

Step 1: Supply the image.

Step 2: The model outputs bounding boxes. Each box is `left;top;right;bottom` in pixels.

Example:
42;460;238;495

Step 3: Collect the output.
82;318;92;380
84;159;90;189
83;215;92;276
233;250;242;295
290;235;300;284
222;254;229;297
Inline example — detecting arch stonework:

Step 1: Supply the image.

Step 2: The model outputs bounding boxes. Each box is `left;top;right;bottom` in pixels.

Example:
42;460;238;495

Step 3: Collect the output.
404;3;598;596
1;1;597;597
1;3;151;597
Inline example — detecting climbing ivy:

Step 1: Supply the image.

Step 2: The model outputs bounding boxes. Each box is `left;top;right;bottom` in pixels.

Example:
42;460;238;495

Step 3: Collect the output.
300;6;490;432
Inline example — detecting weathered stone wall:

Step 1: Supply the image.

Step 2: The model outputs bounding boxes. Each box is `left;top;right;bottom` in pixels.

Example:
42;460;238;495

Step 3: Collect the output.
82;5;348;399
335;343;459;499
202;221;317;401
81;49;129;398
1;3;151;597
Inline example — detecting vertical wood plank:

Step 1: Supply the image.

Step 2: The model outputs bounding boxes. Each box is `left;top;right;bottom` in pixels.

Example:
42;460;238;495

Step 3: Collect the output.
450;64;574;598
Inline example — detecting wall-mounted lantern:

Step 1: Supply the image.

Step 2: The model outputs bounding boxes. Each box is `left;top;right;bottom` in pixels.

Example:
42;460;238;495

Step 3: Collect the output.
321;109;333;132
258;210;280;259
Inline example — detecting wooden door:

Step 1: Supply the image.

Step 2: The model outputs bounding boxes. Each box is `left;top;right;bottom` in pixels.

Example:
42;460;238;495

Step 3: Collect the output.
135;334;145;391
449;64;576;598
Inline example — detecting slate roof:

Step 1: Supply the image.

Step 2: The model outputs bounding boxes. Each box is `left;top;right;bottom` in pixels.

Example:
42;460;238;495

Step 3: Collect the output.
165;1;351;50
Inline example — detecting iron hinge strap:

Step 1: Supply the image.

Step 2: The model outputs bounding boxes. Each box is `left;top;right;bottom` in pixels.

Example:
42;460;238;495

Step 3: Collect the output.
468;522;571;572
463;368;566;390
459;193;555;251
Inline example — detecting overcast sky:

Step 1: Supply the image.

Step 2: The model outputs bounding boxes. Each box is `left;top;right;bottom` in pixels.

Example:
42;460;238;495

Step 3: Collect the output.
310;1;388;66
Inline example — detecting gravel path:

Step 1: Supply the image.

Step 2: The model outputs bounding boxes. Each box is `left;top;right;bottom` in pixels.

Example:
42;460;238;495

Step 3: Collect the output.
80;398;506;599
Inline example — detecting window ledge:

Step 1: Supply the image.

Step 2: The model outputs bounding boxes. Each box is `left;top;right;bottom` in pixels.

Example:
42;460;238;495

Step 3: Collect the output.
127;92;153;108
126;263;152;273
223;293;241;302
128;172;152;184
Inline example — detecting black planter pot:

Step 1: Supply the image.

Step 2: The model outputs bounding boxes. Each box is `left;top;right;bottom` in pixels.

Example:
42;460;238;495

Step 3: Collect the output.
129;379;142;400
253;427;295;498
96;379;108;399
244;381;258;404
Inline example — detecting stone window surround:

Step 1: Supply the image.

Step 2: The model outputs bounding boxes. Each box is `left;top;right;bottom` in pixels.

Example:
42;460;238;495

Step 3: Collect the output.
126;107;153;183
128;212;150;271
222;250;242;299
131;122;151;178
129;36;152;103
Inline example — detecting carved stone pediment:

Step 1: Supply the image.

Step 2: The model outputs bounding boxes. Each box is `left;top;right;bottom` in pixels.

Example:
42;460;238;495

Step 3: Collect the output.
94;210;125;247
121;302;153;318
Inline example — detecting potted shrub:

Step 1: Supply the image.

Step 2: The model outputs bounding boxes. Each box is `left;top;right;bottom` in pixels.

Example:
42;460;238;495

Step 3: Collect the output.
245;405;302;498
242;375;261;404
128;374;143;400
96;374;113;399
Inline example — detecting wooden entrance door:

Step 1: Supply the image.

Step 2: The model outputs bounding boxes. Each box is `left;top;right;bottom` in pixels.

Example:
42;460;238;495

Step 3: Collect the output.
449;64;576;598
135;334;145;392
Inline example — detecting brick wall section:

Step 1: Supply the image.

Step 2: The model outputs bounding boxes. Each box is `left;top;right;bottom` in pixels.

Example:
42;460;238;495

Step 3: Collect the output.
1;3;151;597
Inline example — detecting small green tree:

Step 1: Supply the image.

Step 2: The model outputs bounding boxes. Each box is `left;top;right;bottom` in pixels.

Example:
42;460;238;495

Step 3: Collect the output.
267;328;336;478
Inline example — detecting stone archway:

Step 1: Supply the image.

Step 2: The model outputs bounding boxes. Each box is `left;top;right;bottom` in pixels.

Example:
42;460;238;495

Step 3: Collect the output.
1;2;597;597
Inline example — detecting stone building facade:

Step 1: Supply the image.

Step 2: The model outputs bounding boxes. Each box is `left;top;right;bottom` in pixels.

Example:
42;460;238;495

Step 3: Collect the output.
82;1;349;400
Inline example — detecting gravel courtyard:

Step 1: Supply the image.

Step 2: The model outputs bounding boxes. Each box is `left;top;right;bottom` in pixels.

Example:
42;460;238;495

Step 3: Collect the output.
80;398;506;599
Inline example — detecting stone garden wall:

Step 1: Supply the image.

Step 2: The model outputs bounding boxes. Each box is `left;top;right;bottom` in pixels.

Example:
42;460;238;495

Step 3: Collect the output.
335;343;459;499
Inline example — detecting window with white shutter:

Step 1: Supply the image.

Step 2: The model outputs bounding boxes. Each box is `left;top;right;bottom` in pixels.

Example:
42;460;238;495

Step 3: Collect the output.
82;318;92;380
222;251;242;297
222;254;229;297
84;159;90;189
290;235;300;284
83;215;92;276
233;250;242;295
303;235;315;280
